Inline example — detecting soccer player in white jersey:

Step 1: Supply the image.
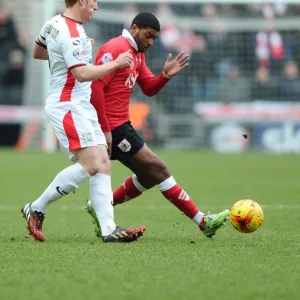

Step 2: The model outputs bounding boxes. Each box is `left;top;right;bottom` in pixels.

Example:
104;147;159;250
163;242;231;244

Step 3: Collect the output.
21;0;146;243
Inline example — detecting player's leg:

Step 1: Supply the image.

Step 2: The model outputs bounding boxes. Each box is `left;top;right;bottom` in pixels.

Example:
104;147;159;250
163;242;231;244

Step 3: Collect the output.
108;122;150;205
84;113;145;242
123;144;203;219
87;121;228;237
21;104;96;241
108;121;200;216
86;125;145;242
78;144;116;238
109;122;194;208
114;143;229;237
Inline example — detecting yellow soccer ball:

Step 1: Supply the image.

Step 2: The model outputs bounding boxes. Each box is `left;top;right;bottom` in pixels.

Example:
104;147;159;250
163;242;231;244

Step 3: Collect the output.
230;199;264;233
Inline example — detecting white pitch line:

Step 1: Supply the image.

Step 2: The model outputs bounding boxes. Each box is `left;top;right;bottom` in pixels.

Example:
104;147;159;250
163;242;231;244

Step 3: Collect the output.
0;204;300;211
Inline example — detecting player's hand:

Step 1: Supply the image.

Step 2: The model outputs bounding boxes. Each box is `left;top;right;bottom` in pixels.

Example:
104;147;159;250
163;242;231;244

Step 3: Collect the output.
163;51;190;79
104;131;112;157
90;38;95;46
114;50;133;69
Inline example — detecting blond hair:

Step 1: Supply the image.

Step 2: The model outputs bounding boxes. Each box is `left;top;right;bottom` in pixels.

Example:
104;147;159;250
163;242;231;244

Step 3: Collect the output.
64;0;78;7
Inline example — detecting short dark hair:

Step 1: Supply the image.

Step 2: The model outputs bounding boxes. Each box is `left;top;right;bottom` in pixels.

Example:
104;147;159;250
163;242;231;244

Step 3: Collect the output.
131;12;160;32
64;0;78;7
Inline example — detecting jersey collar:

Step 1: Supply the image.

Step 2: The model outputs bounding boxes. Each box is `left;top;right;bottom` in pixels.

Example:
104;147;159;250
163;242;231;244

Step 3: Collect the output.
61;14;83;24
122;29;138;52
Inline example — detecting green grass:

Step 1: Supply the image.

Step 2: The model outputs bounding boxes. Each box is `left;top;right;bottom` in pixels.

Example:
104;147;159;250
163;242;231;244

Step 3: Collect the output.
0;149;299;300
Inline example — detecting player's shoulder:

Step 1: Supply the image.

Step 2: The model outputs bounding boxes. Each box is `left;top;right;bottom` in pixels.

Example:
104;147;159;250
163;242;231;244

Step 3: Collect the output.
95;35;128;64
41;15;65;36
102;35;128;53
51;14;83;38
43;14;63;27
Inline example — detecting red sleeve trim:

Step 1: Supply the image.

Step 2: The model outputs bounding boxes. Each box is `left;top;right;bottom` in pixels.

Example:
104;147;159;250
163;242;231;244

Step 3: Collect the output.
68;63;86;70
35;40;47;49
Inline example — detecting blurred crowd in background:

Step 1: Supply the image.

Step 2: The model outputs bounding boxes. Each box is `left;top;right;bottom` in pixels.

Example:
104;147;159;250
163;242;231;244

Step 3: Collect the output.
2;2;300;112
0;5;27;106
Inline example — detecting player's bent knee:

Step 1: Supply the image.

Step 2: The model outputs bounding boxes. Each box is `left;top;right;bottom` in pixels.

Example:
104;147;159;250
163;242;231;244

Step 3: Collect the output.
85;155;110;176
156;163;170;180
76;146;107;176
83;159;102;176
98;157;111;175
148;160;170;183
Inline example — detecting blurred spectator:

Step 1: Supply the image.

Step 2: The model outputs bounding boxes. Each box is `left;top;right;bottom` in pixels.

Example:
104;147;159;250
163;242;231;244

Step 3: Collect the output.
156;3;206;54
261;2;287;20
254;2;288;73
1;48;25;105
251;66;279;100
202;3;217;20
279;61;300;101
123;4;139;30
255;29;285;73
0;5;17;81
0;5;27;106
201;4;243;77
286;4;300;17
0;6;16;45
153;3;206;112
215;64;250;103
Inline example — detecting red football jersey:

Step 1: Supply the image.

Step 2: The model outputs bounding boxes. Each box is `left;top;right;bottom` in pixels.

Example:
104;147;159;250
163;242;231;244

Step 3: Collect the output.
93;34;155;131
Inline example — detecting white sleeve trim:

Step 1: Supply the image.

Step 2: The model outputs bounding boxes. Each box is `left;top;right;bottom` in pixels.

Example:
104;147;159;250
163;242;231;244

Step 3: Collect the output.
132;174;148;192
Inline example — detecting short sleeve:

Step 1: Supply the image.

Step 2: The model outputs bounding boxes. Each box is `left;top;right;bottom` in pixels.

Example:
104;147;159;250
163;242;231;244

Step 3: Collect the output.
36;21;48;49
59;29;87;70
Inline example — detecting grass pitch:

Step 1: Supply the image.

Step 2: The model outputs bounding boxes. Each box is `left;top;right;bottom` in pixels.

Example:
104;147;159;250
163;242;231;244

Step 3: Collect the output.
0;149;299;300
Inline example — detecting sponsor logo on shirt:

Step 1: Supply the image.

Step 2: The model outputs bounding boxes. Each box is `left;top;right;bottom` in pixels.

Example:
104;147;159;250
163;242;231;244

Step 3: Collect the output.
101;52;113;64
73;49;83;60
125;71;139;88
45;23;59;39
118;139;131;152
73;39;80;46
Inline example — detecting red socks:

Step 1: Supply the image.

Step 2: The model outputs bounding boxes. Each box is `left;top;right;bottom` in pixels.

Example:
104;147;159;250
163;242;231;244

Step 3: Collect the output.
158;176;204;225
113;175;204;226
113;175;145;205
161;184;199;219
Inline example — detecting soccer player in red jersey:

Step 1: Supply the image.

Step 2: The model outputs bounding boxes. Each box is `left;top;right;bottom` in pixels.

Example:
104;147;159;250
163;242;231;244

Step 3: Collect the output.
87;12;229;238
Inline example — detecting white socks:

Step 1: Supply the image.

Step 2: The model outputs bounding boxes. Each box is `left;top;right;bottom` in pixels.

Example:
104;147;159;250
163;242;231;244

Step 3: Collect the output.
132;174;148;192
193;211;205;225
31;163;90;213
30;163;116;236
89;174;116;236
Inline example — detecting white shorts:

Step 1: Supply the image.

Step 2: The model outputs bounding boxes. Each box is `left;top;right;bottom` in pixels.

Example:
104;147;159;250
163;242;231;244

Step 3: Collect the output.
45;101;106;160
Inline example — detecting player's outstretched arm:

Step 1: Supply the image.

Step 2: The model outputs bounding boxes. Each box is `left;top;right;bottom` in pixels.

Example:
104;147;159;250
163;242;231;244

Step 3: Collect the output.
33;43;48;60
71;51;132;83
163;51;190;79
138;51;190;97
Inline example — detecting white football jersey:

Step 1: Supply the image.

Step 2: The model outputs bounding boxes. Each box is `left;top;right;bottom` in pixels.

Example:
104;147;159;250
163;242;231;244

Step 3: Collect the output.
36;14;93;104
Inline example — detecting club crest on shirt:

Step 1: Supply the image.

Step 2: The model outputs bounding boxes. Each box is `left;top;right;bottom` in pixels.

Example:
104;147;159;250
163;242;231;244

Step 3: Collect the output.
101;52;113;64
118;139;131;152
